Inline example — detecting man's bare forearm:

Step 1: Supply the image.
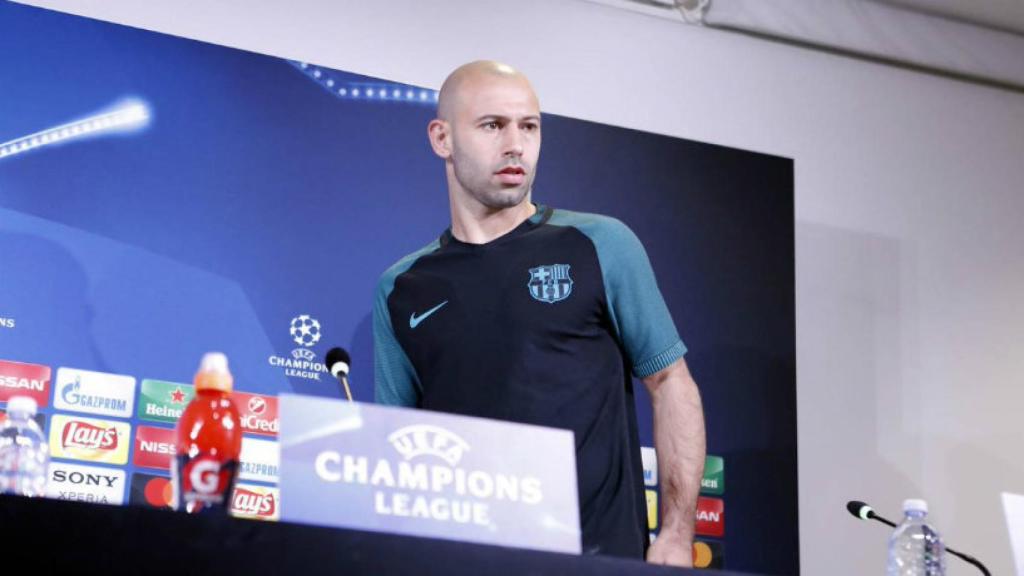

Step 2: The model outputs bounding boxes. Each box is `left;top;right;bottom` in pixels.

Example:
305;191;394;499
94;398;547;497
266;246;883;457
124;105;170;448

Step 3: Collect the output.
644;358;706;544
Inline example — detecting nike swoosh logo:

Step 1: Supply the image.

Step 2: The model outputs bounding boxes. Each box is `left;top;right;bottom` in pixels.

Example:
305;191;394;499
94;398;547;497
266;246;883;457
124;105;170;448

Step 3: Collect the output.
409;300;448;329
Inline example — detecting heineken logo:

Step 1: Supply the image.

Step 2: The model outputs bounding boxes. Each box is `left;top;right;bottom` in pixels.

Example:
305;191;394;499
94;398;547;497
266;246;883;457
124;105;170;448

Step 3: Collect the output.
138;379;194;424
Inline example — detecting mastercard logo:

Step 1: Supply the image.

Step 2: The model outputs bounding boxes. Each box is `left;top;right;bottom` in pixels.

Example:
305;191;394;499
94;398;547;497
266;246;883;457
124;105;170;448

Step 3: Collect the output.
144;476;174;508
692;540;724;569
130;473;175;509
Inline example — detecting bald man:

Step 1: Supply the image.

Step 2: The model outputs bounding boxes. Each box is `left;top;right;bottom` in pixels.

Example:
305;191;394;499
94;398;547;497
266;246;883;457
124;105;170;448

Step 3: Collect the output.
374;61;705;566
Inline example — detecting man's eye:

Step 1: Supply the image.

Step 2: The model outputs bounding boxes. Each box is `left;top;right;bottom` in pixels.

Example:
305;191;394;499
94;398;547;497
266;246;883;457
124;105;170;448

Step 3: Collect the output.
483;121;500;130
522;123;539;132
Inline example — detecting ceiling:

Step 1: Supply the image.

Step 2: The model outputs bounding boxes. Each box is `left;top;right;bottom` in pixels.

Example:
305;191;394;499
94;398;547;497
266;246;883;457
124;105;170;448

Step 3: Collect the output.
876;0;1024;35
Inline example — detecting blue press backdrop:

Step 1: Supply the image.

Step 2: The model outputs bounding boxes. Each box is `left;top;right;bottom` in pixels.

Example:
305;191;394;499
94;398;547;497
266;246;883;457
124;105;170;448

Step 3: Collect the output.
0;3;797;573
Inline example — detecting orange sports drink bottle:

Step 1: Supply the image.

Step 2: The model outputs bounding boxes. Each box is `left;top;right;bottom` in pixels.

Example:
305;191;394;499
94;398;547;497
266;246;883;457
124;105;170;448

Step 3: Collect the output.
172;352;243;514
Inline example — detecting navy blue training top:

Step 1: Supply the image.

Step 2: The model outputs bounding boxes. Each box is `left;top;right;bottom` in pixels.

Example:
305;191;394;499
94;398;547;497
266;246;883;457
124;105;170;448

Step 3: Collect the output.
373;204;686;558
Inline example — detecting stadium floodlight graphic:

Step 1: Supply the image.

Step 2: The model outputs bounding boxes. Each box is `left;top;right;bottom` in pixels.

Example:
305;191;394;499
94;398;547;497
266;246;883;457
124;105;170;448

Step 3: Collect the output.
290;61;438;105
0;99;151;162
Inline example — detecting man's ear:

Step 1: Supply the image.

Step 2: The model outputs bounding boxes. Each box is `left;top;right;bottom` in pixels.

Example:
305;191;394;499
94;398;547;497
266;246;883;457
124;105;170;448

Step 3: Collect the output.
427;119;452;160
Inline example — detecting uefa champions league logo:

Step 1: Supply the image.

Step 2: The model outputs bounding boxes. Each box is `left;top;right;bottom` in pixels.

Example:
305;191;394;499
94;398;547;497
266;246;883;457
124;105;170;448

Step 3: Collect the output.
267;314;328;381
289;315;322;347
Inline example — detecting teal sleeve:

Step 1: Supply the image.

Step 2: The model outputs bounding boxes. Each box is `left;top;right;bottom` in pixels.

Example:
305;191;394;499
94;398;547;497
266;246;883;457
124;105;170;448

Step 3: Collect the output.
551;211;686;378
373;240;438;406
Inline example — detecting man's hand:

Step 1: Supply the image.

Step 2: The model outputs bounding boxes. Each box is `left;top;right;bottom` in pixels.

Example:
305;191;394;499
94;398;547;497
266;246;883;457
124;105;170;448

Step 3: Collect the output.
646;532;693;567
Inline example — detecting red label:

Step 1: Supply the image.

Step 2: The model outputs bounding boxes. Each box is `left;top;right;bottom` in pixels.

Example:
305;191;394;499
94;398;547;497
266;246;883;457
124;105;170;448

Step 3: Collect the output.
695;497;725;537
234;391;278;437
0;360;51;406
134;425;176;470
62;420;119;450
232;487;277;518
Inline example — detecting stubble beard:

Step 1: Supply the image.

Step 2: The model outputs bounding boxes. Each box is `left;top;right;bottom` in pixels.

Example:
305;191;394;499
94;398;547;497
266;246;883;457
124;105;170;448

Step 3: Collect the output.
452;158;533;211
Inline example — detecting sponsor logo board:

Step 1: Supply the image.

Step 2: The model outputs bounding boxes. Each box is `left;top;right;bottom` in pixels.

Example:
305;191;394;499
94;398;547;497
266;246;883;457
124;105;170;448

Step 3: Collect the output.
641;446;657;487
231;484;279;521
130;472;174;509
133;425;176;470
239;437;279;483
702;455;724;495
54;367;135;418
234;391;279;437
49;414;131;465
137;379;193;423
646;489;658;531
696;496;725;537
0;359;51;406
46;461;126;505
693;539;725;569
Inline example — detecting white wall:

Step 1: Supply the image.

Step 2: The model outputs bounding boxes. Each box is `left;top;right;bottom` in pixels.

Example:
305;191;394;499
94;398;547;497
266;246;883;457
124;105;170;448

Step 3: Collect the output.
18;1;1024;574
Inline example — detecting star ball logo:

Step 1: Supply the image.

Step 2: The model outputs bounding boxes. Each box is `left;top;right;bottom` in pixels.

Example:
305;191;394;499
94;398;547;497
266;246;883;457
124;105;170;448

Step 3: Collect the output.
289;315;321;347
267;314;329;382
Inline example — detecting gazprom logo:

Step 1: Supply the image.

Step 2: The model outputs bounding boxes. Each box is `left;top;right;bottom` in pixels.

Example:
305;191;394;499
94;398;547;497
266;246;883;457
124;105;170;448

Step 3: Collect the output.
54;368;135;418
387;425;470;466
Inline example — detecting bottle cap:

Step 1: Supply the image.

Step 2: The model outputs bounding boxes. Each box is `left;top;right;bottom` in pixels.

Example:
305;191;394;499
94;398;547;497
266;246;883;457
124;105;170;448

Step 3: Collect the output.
194;352;234;392
6;396;38;416
903;498;928;514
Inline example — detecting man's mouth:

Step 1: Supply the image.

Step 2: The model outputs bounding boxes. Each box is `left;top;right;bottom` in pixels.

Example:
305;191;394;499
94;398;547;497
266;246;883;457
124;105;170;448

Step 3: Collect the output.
496;165;526;185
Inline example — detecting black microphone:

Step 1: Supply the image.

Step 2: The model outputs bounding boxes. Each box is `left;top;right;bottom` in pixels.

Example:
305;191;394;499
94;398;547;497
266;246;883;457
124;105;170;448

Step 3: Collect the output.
845;500;991;576
325;347;353;401
846;500;897;527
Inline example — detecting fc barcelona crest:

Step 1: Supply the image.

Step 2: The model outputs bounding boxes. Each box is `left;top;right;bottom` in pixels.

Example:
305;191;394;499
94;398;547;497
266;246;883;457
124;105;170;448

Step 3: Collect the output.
528;264;573;304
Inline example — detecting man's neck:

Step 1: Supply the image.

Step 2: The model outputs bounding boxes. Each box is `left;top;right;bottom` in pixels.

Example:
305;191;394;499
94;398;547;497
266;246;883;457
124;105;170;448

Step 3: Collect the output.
449;196;537;245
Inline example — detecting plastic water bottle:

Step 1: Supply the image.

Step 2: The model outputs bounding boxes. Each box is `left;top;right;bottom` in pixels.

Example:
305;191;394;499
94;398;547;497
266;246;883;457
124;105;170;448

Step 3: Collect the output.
887;498;946;575
0;396;50;497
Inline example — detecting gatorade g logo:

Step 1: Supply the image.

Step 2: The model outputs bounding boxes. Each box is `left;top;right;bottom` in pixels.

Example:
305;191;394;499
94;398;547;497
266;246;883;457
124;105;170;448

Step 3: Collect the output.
181;456;237;506
190;459;221;494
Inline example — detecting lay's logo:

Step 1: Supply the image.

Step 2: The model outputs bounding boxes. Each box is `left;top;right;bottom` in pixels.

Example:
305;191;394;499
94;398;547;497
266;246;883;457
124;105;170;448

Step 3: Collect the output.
62;421;119;450
49;414;130;465
231;484;279;521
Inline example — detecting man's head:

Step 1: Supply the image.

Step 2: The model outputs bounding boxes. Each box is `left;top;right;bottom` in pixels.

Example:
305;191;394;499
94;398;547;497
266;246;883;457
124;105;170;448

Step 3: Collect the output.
428;61;541;212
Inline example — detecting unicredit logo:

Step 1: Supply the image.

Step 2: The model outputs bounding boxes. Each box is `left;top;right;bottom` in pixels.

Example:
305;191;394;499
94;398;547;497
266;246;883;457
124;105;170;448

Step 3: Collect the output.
62;421;119;450
388;425;470;466
247;396;266;415
233;488;276;517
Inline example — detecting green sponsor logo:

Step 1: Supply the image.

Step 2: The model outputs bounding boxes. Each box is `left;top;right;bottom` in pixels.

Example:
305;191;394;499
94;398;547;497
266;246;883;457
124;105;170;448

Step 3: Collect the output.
701;455;724;495
137;379;194;423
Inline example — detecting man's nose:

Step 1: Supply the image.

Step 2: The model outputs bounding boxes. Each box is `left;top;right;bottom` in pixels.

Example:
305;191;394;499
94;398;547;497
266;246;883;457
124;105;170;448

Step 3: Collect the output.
503;125;524;157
